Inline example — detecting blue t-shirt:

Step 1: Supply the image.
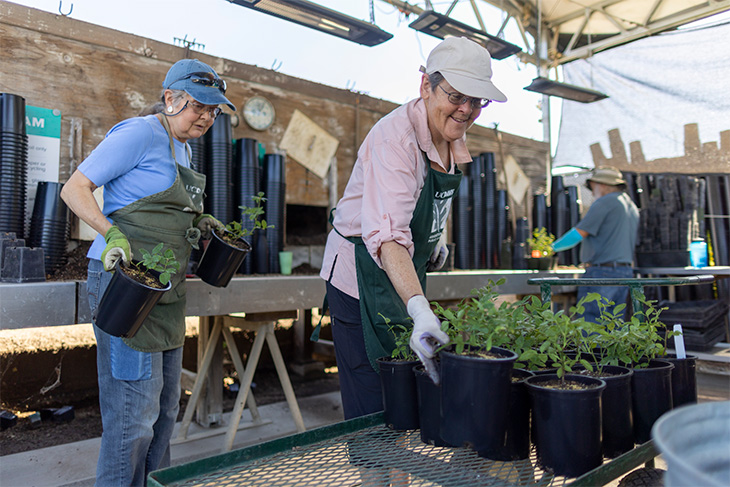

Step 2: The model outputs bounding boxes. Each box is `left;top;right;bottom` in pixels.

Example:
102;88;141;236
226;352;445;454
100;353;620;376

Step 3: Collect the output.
577;191;639;264
78;115;191;260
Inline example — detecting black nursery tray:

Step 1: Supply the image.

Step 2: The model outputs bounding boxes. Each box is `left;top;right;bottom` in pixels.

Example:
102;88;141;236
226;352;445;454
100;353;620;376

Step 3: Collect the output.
149;413;657;487
660;317;728;352
658;300;729;329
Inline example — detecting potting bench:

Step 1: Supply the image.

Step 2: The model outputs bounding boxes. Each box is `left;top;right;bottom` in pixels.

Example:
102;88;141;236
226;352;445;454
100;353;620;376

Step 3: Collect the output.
148;412;659;487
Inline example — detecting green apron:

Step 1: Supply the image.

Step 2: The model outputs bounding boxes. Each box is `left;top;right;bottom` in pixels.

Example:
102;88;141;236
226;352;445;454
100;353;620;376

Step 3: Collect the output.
112;115;206;352
333;152;462;372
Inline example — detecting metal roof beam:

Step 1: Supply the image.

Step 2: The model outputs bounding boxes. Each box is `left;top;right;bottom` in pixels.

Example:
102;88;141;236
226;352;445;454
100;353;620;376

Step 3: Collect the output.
643;0;664;26
470;0;487;32
544;0;628;28
557;0;730;64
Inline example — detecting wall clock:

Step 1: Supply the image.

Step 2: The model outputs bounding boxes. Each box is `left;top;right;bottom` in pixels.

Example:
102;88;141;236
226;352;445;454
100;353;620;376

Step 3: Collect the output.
243;96;275;131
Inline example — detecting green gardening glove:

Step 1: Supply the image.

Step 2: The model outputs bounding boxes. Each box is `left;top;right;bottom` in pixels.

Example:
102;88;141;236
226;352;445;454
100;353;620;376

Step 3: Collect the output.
101;225;131;271
194;213;224;239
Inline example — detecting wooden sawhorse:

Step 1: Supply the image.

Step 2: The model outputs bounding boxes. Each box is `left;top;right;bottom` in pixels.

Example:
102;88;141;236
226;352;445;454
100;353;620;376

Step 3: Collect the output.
177;314;306;452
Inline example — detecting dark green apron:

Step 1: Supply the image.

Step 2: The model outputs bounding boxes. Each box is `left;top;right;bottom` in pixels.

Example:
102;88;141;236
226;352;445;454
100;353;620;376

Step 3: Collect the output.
321;152;462;371
113;115;206;352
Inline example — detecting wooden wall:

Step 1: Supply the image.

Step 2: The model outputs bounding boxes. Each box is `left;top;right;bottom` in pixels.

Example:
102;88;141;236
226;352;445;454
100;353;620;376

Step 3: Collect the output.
1;2;548;215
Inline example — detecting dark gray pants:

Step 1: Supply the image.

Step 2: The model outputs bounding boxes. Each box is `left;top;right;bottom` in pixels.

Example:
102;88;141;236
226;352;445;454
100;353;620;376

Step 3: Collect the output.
326;281;383;419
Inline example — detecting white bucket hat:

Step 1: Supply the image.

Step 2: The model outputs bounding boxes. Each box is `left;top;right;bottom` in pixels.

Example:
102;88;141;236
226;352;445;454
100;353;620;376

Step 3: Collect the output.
420;37;507;102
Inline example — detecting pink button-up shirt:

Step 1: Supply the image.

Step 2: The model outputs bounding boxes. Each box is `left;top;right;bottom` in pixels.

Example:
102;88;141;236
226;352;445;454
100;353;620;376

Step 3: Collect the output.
320;98;473;299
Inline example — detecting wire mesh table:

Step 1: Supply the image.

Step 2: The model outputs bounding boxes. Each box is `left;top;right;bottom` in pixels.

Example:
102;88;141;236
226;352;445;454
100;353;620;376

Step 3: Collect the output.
148;413;658;487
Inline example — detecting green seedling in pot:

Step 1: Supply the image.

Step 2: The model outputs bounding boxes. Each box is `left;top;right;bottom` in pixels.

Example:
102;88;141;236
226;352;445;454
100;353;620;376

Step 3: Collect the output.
523;293;600;384
134;243;180;286
433;279;515;357
591;292;676;368
383;315;417;361
225;191;273;240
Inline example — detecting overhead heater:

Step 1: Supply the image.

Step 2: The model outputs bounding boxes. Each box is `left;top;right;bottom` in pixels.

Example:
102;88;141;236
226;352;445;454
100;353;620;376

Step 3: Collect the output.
524;77;608;103
229;0;393;47
408;10;521;60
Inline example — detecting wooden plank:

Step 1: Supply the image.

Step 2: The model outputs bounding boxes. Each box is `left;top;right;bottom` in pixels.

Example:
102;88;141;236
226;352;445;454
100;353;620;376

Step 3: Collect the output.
223;311;299;323
196;316;223;428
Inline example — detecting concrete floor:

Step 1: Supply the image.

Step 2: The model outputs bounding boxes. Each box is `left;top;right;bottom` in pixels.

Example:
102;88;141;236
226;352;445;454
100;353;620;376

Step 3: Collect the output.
0;391;345;487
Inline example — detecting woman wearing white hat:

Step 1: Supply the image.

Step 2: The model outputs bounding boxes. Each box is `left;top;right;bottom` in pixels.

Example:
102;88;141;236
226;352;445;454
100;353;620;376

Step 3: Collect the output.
552;166;640;322
316;37;507;419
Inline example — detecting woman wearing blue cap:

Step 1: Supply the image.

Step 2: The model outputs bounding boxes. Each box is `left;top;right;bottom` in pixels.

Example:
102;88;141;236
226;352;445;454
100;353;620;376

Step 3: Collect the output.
61;59;235;486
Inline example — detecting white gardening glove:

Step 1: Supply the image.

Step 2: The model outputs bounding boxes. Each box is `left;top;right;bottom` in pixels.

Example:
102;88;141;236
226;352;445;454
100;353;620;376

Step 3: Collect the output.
427;233;449;271
408;295;449;384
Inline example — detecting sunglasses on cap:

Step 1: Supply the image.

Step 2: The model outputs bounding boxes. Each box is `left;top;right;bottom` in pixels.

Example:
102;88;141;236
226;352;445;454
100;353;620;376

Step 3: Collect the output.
438;85;492;109
170;71;227;93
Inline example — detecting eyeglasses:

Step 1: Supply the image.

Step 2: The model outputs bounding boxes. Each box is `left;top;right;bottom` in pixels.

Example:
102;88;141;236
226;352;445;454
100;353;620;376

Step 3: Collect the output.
171;71;227;94
438;85;492;108
183;99;222;119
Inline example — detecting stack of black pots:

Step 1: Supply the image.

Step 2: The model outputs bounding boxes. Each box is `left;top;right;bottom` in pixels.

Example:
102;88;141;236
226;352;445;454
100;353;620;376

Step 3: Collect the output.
566;185;581;265
188;134;206;175
452;174;471;269
550;176;570;265
496;189;511;268
203;113;233;225
470;156;486;269
234;138;261;274
0;93;28;238
483;153;498;268
263;154;285;273
29;181;69;273
187;135;207;272
532;193;549;234
512;217;529;270
452;152;508;270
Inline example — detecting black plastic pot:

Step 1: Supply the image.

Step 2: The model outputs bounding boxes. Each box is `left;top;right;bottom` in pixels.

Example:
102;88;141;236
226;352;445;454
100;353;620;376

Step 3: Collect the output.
253;229;269;274
663;354;698;408
376;357;419;431
526;374;606;478
527;256;556;270
1;93;27;134
529;368;558;446
440;346;517;453
29;181;69;272
576;364;635;458
413;363;447;447
487;368;534;461
94;260;171;338
632;359;674;444
195;230;251;287
599;365;635;458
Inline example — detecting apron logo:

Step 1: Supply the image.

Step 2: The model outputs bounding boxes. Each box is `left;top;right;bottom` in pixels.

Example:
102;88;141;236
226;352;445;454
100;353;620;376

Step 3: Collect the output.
434;188;455;199
186;184;203;200
430;199;453;236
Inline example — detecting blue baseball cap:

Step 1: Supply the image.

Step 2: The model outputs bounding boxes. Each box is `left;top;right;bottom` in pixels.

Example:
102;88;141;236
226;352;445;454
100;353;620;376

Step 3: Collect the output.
162;59;236;111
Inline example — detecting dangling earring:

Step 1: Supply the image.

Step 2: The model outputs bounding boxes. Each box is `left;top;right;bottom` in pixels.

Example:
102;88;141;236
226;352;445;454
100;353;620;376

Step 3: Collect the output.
167;106;173;113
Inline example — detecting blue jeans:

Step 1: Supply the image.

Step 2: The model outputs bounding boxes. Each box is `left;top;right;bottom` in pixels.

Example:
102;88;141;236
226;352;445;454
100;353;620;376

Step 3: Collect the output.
326;281;383;420
577;265;635;323
87;259;183;486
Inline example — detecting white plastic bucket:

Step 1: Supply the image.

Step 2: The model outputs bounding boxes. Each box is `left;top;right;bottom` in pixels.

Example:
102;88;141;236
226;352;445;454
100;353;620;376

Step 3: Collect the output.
652;401;730;487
